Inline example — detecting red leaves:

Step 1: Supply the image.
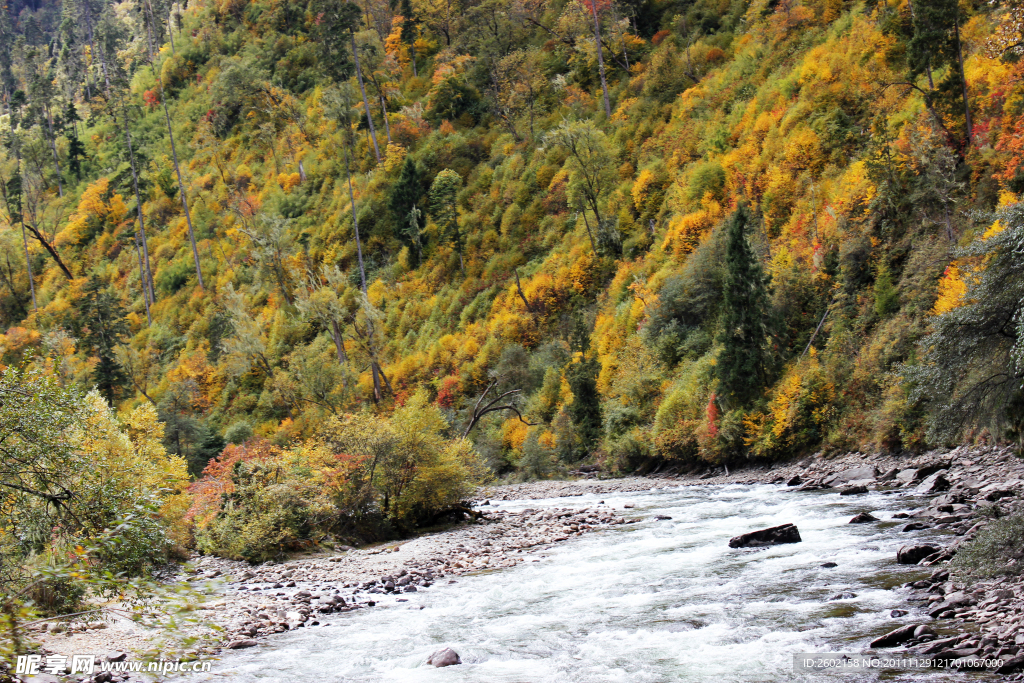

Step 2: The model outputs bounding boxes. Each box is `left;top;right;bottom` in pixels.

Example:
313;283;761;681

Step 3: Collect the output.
706;393;719;439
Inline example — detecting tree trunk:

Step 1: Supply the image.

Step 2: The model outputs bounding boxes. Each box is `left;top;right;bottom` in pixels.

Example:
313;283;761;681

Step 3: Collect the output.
380;95;392;144
161;98;204;289
121;96;156;304
343;133;383;402
135;233;153;325
144;0;204;291
20;222;37;312
580;210;597;253
589;0;612;117
954;16;972;145
330;318;348;364
410;31;418;77
24;222;73;279
43;103;63;197
351;31;382;163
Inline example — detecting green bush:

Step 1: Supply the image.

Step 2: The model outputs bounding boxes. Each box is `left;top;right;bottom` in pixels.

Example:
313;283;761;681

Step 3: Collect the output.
952;514;1024;579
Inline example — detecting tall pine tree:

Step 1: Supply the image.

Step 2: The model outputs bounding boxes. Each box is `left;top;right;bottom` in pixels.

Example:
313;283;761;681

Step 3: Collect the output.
566;313;602;460
715;204;773;408
907;0;972;144
79;275;129;403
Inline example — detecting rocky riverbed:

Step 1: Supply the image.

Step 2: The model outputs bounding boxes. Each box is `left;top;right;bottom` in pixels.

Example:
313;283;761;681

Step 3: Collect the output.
17;443;1024;681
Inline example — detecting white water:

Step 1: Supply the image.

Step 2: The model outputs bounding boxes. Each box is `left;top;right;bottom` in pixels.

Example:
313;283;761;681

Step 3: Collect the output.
191;484;977;682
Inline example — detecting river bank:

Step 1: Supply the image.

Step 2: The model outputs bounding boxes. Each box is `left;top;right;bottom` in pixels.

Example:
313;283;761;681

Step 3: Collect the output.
21;444;1024;681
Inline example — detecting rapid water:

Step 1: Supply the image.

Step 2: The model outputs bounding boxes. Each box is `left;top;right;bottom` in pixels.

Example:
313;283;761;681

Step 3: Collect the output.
191;484;978;682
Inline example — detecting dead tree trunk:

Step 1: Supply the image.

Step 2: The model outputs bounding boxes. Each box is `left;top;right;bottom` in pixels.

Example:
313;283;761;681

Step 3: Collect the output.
589;0;611;117
351;31;382;164
462;380;535;439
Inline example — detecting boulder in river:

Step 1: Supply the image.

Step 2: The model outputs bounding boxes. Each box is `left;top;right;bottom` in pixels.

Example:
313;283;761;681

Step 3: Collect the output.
996;654;1024;674
427;648;462;667
848;512;877;523
827;466;878;486
728;523;801;548
871;624;919;648
227;639;258;649
839;485;868;496
896;545;939;564
915;471;951;494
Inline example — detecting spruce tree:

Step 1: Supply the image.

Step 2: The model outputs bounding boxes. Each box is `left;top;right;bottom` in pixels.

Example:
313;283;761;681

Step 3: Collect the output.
715;204;772;408
64;103;87;180
428;169;463;271
391;156;424;261
566;314;602;459
907;0;972;143
79;275;129;403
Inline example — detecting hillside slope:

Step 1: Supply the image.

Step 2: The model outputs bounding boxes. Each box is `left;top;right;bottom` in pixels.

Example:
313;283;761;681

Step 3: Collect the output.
0;0;1021;479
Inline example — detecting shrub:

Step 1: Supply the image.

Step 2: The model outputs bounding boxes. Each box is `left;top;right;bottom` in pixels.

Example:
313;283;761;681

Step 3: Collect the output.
191;391;486;559
952;514;1024;579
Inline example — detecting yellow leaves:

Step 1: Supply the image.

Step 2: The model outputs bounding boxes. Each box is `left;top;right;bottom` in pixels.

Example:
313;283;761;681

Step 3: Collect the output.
568;249;598;295
932;264;967;316
781;127;823;174
385;16;409;66
502;417;529;451
612;97;638;122
632;168;656;212
57;178;127;247
384;142;408;173
661;196;723;257
431;53;475;85
0;327;41;360
277;172;301;191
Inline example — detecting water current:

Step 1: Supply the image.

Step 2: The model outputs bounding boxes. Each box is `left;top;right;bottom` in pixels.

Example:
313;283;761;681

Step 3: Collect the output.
191;483;982;682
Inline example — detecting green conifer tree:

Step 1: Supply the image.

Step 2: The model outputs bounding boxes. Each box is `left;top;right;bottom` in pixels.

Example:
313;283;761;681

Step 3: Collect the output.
715;204;773;408
390;156;424;261
78;276;129;403
907;0;972;143
566;313;602;460
428;168;463;272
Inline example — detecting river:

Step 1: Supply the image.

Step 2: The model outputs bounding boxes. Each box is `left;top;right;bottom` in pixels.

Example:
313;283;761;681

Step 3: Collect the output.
190;483;978;682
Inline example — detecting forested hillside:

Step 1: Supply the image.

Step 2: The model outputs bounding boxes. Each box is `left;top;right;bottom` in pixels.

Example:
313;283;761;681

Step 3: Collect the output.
2;0;1023;490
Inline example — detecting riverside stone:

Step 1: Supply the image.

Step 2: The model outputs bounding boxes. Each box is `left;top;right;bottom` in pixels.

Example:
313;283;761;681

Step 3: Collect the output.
916;471;951;494
427;648;461;667
828;466;878;485
871;624;919;647
227;639;258;649
839;485;868;496
848;512;877;523
897;545;939;564
728;524;801;548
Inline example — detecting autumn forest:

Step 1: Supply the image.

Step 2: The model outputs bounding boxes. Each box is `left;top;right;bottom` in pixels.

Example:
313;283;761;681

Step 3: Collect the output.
1;0;1024;567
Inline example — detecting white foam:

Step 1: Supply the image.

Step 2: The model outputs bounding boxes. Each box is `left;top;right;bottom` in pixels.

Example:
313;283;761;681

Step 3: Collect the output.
191;484;967;682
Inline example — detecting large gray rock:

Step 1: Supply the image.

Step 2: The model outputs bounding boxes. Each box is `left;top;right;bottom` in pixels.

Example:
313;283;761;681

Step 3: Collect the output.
848;512;878;524
227;639;258;649
839;485;868;496
427;648;462;667
728;523;802;548
896;544;939;564
827;466;878;486
916;471;951;494
996;654;1024;674
871;624;919;648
